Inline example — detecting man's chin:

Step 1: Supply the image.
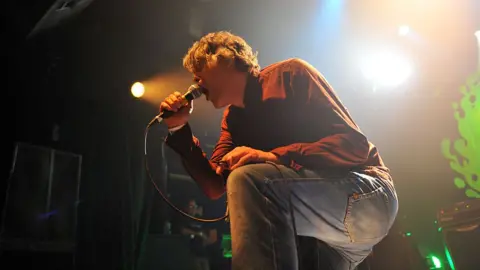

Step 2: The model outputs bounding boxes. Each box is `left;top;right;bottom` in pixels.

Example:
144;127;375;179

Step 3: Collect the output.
210;99;227;109
212;102;224;109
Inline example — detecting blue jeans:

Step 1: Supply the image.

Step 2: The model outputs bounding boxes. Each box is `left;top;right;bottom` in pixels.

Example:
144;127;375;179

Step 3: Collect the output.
226;163;398;270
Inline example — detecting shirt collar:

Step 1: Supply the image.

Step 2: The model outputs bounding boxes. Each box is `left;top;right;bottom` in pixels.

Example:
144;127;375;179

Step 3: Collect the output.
241;72;262;108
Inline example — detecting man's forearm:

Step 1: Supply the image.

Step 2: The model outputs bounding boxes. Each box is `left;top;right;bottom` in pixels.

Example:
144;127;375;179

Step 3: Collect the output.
165;124;226;199
180;153;226;199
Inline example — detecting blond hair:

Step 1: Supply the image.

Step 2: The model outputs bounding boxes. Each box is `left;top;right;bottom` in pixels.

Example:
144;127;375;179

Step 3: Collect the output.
182;31;260;76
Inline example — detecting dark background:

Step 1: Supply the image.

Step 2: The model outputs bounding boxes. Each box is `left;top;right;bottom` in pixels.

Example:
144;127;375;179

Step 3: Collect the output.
3;0;479;269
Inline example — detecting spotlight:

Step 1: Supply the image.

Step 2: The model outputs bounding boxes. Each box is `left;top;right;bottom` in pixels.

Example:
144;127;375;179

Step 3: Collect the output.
131;82;145;98
398;25;410;36
361;51;412;88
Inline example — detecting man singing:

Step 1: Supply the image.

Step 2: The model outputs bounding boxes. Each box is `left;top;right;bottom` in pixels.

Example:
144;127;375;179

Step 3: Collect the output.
160;31;398;270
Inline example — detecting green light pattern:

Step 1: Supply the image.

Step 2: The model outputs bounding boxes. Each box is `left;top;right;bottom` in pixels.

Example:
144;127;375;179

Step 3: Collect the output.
444;243;456;270
441;70;480;198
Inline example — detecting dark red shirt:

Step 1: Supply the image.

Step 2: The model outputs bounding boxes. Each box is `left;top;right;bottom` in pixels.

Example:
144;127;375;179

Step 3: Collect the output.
166;58;391;199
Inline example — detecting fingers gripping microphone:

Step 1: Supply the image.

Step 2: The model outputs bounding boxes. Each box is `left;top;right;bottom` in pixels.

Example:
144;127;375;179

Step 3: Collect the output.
151;84;204;125
143;84;228;223
143;84;229;223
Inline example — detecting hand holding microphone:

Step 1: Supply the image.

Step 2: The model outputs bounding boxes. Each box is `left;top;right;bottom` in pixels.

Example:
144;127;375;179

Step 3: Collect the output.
158;85;203;128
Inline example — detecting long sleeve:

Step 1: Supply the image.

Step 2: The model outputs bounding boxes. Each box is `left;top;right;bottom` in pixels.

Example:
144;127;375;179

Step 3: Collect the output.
270;59;370;171
164;108;235;199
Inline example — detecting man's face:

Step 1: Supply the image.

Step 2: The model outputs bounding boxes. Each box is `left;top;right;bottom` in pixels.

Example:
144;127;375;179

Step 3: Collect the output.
193;58;240;109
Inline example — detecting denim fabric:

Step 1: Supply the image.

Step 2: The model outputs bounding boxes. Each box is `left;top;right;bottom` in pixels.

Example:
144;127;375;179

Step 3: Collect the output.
225;163;398;270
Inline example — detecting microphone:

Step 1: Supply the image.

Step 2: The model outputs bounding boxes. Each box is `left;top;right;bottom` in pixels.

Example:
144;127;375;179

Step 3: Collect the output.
156;84;204;120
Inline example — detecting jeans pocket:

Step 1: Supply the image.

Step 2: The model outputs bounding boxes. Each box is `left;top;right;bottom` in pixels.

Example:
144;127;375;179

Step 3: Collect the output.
344;187;391;243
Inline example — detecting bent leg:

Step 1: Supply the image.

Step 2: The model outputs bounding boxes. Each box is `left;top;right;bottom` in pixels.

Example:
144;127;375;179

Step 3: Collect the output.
226;163;398;270
226;163;302;270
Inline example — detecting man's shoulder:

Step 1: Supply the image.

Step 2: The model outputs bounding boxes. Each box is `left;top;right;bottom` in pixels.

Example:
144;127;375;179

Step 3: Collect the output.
260;58;315;76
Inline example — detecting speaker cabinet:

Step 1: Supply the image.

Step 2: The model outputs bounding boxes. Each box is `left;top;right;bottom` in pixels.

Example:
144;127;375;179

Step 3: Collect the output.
442;225;479;270
438;199;480;270
0;142;81;253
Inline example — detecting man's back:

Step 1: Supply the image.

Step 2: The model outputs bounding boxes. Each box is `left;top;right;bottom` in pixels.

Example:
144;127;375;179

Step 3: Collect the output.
216;58;390;179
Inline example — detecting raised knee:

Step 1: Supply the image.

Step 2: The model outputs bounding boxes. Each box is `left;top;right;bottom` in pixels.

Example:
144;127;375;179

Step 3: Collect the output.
226;164;266;192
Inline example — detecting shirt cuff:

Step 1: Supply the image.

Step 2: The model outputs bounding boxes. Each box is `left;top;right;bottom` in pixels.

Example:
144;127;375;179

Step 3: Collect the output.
164;124;194;156
168;124;186;134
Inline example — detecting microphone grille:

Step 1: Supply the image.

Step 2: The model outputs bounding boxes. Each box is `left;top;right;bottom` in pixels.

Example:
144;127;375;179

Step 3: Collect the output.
188;84;204;99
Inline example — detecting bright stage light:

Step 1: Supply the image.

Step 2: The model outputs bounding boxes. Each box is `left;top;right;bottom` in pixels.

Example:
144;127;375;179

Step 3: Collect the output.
475;30;480;39
361;51;412;88
398;25;410;36
131;82;145;98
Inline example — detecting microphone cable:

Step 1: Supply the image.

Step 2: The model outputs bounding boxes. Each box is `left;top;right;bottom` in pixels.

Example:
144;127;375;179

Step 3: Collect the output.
144;116;229;223
145;116;301;268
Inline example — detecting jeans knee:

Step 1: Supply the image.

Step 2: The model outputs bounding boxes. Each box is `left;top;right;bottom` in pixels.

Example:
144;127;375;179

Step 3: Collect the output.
226;164;268;194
